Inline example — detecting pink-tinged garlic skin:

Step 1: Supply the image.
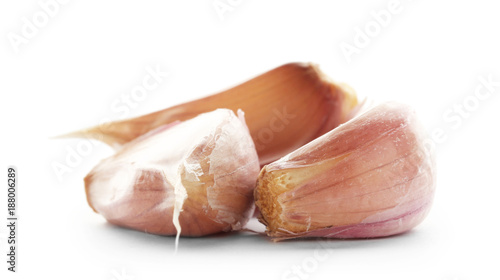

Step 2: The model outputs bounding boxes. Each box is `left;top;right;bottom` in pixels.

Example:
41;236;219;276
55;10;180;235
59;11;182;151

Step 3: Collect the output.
254;102;436;240
85;109;260;236
64;63;358;166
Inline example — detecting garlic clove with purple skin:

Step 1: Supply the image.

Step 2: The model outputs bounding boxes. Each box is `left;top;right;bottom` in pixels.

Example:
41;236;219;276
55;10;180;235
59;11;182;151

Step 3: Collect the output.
254;102;436;240
84;109;260;240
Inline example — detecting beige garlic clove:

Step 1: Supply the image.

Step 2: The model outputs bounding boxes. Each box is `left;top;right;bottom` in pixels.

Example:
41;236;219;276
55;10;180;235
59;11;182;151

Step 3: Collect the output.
254;102;436;240
85;109;260;237
64;63;358;165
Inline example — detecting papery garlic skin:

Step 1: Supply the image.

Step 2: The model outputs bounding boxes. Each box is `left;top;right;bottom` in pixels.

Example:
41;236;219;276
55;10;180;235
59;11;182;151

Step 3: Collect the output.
85;109;260;236
254;102;436;240
66;63;358;165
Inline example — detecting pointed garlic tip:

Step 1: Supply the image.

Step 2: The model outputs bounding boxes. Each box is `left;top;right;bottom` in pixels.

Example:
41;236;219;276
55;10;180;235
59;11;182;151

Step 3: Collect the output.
51;129;95;141
52;127;122;150
254;102;436;240
65;62;359;165
84;109;260;237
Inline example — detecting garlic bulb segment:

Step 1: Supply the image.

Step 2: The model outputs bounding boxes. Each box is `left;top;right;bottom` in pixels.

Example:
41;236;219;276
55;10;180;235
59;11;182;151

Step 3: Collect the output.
254;102;436;240
66;63;358;165
85;109;260;237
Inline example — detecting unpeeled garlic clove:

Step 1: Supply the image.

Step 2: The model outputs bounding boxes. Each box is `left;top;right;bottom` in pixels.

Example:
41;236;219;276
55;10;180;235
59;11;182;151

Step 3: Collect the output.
65;63;358;165
85;109;260;237
254;102;436;240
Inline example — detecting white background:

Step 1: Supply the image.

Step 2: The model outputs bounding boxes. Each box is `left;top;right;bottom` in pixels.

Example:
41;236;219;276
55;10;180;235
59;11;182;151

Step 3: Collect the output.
1;1;499;279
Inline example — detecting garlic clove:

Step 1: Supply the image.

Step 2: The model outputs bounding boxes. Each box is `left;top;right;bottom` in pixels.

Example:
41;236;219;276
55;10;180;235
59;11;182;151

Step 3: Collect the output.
85;109;260;237
254;102;436;240
64;63;358;165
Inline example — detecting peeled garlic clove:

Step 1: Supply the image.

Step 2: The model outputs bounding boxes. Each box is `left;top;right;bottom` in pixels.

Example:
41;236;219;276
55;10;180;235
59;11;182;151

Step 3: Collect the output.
85;109;260;237
66;63;358;165
254;102;436;240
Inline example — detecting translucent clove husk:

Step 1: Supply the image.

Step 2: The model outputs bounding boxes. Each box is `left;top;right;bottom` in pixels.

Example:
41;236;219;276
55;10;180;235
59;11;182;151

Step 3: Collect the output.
66;63;358;165
254;102;436;240
85;109;260;237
